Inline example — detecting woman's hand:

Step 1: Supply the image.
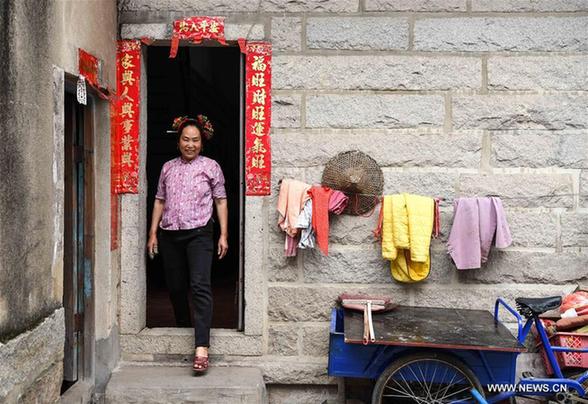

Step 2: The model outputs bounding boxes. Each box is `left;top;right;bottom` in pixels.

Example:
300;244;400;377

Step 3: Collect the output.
147;233;158;258
217;235;228;259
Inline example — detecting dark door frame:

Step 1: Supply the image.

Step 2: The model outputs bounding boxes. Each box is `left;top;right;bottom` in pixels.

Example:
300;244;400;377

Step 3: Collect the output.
62;75;96;391
145;43;245;330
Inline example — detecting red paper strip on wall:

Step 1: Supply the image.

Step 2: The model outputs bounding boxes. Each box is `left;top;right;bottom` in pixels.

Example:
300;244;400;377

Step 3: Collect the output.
244;42;272;196
79;48;100;88
237;38;247;54
169;16;227;58
112;40;141;194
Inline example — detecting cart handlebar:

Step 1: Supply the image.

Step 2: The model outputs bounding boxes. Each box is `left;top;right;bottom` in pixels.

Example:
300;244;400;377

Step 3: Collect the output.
494;298;525;344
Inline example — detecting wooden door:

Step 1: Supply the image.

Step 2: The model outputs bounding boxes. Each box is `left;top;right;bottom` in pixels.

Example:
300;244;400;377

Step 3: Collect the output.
63;92;93;384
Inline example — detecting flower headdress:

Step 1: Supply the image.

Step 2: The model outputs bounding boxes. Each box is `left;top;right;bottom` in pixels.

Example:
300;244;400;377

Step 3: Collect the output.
171;115;214;140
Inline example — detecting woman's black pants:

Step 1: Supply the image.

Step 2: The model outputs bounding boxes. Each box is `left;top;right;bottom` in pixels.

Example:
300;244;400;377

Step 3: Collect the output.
159;221;213;348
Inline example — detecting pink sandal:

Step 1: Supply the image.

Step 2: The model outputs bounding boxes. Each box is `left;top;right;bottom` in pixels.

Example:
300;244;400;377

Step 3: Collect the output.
193;355;209;374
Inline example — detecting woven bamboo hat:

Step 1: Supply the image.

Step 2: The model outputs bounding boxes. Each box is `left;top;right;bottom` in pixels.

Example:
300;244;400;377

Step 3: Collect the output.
321;150;383;215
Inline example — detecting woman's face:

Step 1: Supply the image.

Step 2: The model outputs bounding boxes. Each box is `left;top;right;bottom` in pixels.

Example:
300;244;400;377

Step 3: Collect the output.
178;125;202;161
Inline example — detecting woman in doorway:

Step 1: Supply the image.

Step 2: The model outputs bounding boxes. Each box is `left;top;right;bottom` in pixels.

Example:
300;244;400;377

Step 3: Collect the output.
147;115;228;374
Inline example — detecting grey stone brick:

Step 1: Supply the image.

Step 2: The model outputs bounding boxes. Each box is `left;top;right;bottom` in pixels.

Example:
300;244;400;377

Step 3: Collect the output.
329;213;380;245
491;131;588;169
225;23;265;41
304;166;325;184
273;55;481;90
272;95;301;128
506;209;558;248
453;96;588;130
430;210;454;245
414;284;575;312
414;17;588;52
261;360;334;384
0;309;64;402
244;196;266;337
262;0;358;12
298;227;453;284
268;247;299;282
302;246;390;284
472;0;588;12
268;286;339;321
24;363;63;403
365;0;466;11
306;95;444;129
457;250;588;284
581;171;588;208
302;324;330;357
382;171;458;205
268;385;338;403
307;17;408;50
427;250;457;284
458;174;574;208
488;56;588;91
273;131;481;167
121;23;169;39
121;329;263;356
121;0;261;12
268;286;411;321
561;213;588;247
268;325;299;356
271;18;301;52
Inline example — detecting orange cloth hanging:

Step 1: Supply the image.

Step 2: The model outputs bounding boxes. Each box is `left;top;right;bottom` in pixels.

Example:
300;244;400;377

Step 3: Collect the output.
309;186;333;256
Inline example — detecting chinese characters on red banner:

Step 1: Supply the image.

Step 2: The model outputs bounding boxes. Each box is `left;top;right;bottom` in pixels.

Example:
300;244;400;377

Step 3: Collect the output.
112;40;141;195
170;17;227;58
244;42;272;196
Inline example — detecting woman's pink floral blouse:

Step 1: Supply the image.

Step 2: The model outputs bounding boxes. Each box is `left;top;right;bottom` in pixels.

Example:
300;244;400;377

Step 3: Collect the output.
156;155;226;230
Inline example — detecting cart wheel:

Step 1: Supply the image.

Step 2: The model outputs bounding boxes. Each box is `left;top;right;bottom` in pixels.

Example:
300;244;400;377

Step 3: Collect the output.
371;352;485;404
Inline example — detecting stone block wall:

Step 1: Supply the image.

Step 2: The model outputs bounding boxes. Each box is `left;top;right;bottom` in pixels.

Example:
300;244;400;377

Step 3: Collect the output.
120;0;588;397
1;0;119;401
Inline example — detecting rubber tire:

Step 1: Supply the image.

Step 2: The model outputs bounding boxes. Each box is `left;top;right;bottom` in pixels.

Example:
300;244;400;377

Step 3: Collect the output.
371;351;485;404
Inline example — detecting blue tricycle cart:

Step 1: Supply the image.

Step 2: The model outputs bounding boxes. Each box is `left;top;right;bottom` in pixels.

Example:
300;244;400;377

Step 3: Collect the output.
328;296;588;403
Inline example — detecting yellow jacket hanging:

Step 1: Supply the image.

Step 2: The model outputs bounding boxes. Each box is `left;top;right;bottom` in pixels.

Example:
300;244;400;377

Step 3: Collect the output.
381;194;434;283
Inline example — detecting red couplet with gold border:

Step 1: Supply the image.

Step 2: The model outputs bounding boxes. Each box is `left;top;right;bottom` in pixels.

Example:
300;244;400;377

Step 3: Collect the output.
244;42;272;196
169;16;227;58
112;40;141;194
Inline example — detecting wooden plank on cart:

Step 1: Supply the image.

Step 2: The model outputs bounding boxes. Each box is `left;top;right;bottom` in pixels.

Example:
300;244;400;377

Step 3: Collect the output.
344;305;526;352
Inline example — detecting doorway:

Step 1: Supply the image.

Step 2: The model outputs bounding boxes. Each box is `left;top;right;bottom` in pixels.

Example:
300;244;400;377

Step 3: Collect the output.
62;91;94;392
146;45;243;330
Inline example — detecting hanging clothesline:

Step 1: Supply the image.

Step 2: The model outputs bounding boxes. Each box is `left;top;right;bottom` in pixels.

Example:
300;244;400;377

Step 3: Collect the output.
276;179;586;201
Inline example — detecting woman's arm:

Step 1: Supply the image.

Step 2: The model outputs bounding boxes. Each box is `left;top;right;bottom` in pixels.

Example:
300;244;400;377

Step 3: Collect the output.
214;198;228;259
147;199;165;255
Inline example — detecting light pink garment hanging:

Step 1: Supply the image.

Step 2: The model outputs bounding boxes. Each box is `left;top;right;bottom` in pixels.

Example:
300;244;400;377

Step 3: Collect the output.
447;197;512;270
491;197;512;249
447;198;481;270
477;197;495;265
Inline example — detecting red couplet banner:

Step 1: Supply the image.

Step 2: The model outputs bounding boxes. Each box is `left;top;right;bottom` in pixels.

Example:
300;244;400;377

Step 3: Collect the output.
112;40;141;194
169;16;227;58
244;42;272;196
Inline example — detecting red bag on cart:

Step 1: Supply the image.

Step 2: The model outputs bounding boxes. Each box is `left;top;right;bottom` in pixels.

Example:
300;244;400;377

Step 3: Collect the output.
560;292;588;314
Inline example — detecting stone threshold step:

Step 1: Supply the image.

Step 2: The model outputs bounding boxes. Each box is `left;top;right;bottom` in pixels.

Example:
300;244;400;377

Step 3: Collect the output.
105;365;267;404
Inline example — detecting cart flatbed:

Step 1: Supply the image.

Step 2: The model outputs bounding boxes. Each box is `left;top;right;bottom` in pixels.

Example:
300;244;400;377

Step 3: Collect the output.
344;305;525;352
